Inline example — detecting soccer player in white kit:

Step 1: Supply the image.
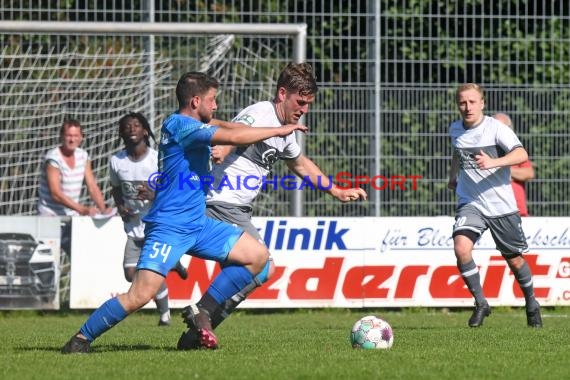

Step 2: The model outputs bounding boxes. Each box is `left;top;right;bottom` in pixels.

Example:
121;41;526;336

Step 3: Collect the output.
448;83;542;328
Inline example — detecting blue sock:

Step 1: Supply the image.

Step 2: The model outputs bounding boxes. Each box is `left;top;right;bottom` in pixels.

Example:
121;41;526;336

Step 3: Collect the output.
255;260;271;283
206;265;254;304
79;297;128;342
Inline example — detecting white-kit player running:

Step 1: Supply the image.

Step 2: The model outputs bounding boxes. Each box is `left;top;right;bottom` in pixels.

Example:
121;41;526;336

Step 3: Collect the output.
177;62;367;349
448;83;542;328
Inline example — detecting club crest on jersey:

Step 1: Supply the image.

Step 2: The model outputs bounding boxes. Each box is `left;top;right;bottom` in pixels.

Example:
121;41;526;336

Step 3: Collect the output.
262;148;278;167
458;149;478;169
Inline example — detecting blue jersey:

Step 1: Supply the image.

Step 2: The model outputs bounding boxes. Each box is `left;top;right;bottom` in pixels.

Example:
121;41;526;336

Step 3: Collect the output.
143;112;218;229
139;112;243;276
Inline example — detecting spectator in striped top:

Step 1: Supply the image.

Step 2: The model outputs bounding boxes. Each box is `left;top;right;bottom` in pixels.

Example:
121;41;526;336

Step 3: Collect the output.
37;119;112;217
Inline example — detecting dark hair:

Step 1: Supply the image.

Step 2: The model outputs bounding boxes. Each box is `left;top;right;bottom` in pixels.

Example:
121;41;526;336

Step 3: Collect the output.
118;112;155;147
276;63;318;96
176;71;220;108
59;119;82;138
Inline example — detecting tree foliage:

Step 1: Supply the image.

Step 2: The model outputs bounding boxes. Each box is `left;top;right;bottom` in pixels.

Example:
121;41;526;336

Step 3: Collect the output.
2;0;568;216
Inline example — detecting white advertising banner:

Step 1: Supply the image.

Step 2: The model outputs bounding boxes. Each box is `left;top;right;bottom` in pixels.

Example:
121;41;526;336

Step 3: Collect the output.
70;216;570;308
70;216;130;308
0;216;61;310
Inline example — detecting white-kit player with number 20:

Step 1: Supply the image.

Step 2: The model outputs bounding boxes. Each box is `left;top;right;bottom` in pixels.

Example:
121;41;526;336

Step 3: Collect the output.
448;83;542;328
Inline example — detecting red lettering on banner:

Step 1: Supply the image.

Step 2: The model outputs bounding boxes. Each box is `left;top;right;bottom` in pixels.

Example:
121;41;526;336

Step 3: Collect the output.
512;254;550;299
248;266;286;299
343;266;394;299
429;266;472;298
287;258;343;299
165;253;559;305
482;256;508;298
557;257;570;278
394;265;429;298
166;258;220;299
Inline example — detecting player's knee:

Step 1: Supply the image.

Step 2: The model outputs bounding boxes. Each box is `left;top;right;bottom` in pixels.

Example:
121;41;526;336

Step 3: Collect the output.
453;233;476;261
505;254;524;269
454;248;471;263
251;247;270;274
256;259;274;283
267;259;276;279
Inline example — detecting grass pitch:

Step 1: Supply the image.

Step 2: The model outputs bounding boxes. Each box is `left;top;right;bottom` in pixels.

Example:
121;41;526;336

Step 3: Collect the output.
0;308;568;380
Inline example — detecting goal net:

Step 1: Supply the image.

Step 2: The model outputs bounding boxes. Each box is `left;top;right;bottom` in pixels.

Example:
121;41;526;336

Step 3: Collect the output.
0;45;171;215
0;26;300;216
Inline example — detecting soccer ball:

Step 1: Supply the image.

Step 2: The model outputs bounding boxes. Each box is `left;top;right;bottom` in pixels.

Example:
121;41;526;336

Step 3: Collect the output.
350;315;394;349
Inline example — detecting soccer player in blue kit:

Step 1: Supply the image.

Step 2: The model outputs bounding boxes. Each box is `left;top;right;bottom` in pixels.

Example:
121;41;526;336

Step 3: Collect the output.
61;71;308;353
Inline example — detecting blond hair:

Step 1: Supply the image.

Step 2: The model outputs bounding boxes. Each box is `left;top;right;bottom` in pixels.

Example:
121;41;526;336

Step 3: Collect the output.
456;83;485;103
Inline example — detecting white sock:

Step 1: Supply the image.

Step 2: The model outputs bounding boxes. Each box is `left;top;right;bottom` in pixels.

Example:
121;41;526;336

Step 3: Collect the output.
160;311;171;322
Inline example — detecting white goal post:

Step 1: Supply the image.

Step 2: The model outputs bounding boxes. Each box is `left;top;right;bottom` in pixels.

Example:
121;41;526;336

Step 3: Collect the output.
0;21;307;216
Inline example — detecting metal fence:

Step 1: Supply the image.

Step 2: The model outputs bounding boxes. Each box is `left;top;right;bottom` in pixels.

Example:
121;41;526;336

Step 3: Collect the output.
1;1;569;217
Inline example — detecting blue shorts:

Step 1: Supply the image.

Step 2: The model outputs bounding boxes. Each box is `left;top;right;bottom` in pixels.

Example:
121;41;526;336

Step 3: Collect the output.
137;216;243;276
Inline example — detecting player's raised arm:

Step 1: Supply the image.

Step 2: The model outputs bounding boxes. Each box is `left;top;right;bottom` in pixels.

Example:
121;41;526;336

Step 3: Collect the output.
210;123;307;146
209;119;246;129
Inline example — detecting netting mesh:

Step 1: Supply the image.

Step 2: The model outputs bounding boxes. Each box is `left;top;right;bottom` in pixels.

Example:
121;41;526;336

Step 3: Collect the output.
3;2;570;217
198;35;284;119
0;32;294;215
0;46;172;215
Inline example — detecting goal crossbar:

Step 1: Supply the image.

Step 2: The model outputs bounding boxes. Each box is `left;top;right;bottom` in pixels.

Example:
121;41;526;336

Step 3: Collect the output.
0;21;306;61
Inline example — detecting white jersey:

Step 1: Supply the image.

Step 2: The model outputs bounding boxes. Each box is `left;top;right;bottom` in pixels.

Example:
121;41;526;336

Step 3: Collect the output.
109;148;158;239
449;115;522;216
207;101;301;206
37;147;89;216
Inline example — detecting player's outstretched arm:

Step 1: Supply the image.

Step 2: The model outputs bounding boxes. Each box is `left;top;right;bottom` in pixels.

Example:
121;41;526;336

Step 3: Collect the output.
209;119;244;129
286;154;367;202
208;119;244;163
211;123;308;146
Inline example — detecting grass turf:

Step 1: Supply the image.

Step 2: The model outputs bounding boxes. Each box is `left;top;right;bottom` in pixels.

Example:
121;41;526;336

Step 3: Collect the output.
0;307;568;380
